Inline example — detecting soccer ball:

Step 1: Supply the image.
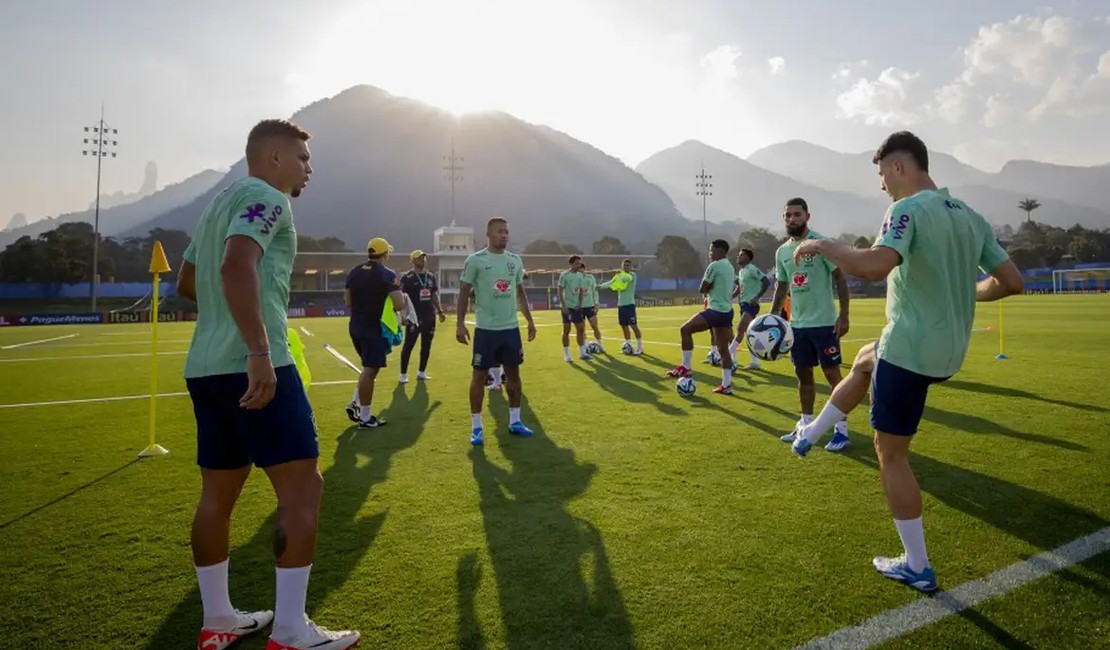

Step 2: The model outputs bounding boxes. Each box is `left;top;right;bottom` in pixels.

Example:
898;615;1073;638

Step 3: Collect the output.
706;349;721;366
586;341;602;354
620;341;634;355
745;314;794;361
676;376;696;396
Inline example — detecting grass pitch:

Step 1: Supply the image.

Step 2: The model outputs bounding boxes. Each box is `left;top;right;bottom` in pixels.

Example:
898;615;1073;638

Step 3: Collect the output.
0;296;1107;649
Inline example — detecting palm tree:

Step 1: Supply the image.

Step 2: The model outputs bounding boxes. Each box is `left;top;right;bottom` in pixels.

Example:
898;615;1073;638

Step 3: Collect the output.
1018;198;1041;223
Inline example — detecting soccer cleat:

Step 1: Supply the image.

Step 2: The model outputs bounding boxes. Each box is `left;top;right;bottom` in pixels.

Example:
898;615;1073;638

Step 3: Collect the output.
872;555;938;593
265;620;360;650
344;402;359;424
665;365;691;378
470;427;484;446
780;419;806;443
791;437;812;458
357;416;385;429
508;422;533;437
743;361;760;370
197;609;274;650
417;371;430;381
712;384;733;395
579;353;593;361
398;374;409;384
825;429;851;452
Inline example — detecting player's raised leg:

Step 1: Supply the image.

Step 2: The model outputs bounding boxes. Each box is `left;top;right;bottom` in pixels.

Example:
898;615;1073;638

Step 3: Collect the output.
667;313;710;377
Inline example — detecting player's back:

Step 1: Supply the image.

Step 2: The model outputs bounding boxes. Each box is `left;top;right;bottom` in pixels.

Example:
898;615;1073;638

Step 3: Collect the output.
879;188;999;377
184;177;296;378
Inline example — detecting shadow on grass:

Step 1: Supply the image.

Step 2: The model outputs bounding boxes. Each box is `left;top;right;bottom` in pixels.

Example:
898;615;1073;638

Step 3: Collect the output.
924;406;1087;451
941;378;1108;413
0;458;143;531
569;359;685;417
459;393;635;649
955;608;1037;650
143;382;435;649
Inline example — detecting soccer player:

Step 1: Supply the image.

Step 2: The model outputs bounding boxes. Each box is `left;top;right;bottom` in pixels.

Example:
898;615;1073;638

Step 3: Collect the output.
557;255;587;362
344;238;417;427
599;258;643;354
666;239;736;394
456;217;538;446
580;262;606;353
728;247;771;370
398;249;445;383
176;119;359;650
772;198;852;452
788;131;1024;592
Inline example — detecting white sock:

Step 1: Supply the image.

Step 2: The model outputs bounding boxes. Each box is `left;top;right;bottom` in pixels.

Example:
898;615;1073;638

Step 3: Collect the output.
471;413;482;429
196;559;235;628
710;345;719;354
722;368;732;387
681;349;693;368
803;402;846;444
564;346;571;358
351;386;359;405
800;413;813;426
580;344;587;355
273;565;312;640
894;517;930;572
509;407;521;424
728;338;739;357
359;405;371;421
749;350;760;364
636;338;643;351
624;339;631;347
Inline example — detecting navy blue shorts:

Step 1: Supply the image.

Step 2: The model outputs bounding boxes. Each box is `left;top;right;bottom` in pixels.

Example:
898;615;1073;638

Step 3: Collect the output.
739;301;761;318
472;328;524;370
561;309;572;325
186;364;319;470
791;326;842;369
349;325;387;368
870;358;949;435
698;308;734;329
618;304;637;326
568;308;587;324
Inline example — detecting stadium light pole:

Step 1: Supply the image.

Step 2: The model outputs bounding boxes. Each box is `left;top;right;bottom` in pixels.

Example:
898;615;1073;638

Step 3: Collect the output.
82;105;118;312
443;139;464;226
695;161;712;255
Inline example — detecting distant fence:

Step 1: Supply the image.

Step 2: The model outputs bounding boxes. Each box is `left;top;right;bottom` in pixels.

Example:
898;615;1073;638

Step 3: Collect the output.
0;282;175;300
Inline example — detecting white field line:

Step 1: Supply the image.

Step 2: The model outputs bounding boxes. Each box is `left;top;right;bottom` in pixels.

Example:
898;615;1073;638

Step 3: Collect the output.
793;526;1110;650
11;339;193;349
0;379;358;410
0;333;78;349
0;351;189;363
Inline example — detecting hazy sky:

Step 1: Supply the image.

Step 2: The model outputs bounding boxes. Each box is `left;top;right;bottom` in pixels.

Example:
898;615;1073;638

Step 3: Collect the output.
2;0;1108;223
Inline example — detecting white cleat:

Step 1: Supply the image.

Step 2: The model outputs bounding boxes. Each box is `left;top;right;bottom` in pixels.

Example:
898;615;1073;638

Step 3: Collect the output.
417;371;430;381
266;620;360;650
398;374;408;384
198;609;274;650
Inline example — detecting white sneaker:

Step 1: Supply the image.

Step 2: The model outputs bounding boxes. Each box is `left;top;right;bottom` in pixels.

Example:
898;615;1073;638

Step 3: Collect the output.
198;609;274;650
266;620;360;650
780;418;807;443
417;371;430;380
398;374;408;384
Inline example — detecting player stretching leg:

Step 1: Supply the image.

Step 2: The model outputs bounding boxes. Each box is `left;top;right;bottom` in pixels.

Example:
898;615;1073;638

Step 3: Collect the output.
666;239;736;394
456;217;538;446
728;247;770;370
557;255;585;362
580;262;606;353
177;119;359;650
398;249;445;383
789;131;1024;592
599;259;643;354
772;198;852;452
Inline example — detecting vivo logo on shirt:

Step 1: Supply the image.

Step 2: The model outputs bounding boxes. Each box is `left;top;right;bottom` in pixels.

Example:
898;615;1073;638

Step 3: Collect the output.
885;213;910;240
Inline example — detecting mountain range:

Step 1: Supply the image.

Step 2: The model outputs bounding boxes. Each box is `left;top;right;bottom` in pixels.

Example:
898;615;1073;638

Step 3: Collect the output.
6;84;1107;255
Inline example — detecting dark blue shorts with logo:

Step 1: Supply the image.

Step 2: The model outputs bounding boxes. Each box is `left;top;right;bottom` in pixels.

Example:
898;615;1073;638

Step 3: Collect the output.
790;325;842;369
187;364;319;470
472;328;524;370
870;357;950;436
698;308;734;329
617;304;637;326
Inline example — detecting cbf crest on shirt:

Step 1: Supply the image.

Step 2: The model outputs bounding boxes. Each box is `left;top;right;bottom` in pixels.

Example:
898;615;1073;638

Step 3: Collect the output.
460;248;525;331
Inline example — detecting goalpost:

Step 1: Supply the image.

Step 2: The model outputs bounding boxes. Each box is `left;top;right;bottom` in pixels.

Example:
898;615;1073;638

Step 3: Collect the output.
1052;267;1110;293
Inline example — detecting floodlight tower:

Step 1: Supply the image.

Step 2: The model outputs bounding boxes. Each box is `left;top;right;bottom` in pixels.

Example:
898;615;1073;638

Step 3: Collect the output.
695;161;713;254
82;105;118;311
443;139;464;226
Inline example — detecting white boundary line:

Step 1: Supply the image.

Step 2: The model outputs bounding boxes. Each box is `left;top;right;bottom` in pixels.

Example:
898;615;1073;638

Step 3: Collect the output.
794;526;1110;649
0;379;357;409
0;351;189;363
0;333;78;349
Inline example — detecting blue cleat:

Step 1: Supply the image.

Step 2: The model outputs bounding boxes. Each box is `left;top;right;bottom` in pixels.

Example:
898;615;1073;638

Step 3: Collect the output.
470;427;484;446
579;353;593;361
825;430;851;452
792;437;812;458
872;555;938;593
508;422;533;437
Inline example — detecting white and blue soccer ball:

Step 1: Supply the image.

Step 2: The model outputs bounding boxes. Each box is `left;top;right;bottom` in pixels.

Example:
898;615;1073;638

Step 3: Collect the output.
586;341;603;354
620;341;634;355
745;314;794;362
676;376;696;396
706;349;722;366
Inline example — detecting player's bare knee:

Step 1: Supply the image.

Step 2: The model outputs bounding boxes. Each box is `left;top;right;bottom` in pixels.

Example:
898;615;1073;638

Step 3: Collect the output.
854;342;877;373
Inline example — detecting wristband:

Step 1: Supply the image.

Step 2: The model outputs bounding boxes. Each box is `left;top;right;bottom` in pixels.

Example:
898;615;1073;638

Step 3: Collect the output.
246;350;270;358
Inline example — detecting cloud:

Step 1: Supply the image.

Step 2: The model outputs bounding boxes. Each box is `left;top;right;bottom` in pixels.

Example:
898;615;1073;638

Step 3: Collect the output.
767;56;785;76
936;14;1110;125
700;45;743;83
835;66;922;126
